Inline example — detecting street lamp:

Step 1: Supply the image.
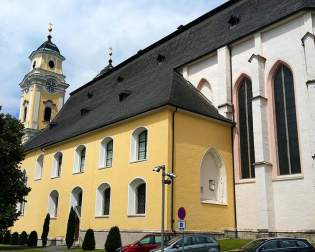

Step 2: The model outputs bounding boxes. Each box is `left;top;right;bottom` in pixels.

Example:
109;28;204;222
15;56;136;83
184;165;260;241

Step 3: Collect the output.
153;165;176;252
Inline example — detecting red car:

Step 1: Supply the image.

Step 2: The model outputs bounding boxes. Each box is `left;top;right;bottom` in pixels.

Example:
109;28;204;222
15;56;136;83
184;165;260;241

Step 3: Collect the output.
120;233;177;252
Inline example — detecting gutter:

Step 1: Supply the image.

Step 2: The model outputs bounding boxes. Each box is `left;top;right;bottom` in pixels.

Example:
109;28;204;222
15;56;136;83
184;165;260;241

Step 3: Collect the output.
171;107;177;232
227;44;238;238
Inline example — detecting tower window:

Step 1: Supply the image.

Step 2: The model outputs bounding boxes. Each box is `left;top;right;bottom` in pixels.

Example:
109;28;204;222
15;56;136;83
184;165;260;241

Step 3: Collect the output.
44;107;52;122
23;106;27;122
49;60;55;69
32;61;36;69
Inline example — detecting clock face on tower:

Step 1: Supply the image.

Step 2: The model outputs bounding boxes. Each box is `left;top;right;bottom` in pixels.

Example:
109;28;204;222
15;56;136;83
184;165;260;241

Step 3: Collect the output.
45;79;56;93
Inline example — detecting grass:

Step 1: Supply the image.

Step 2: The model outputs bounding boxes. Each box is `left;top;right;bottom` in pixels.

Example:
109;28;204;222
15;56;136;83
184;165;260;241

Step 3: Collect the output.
219;239;252;251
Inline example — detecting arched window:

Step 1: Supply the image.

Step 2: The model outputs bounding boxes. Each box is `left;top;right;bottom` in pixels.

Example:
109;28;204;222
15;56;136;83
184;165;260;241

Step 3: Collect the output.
43;101;53;122
99;138;113;168
95;183;111;216
71;187;83;217
35;154;44;180
131;128;148;161
200;148;227;204
273;64;301;175
197;79;213;103
48;190;59;218
238;77;255;179
17;170;27;214
74;145;86;173
52;152;63;178
128;178;146;215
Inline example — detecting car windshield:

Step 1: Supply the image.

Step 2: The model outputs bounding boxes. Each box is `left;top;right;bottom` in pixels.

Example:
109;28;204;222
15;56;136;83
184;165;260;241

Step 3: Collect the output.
242;239;267;249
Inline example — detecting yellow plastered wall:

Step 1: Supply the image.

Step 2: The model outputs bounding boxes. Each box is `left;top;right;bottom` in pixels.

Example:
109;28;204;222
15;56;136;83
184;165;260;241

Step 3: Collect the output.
173;111;235;231
31;53;63;75
12;109;172;238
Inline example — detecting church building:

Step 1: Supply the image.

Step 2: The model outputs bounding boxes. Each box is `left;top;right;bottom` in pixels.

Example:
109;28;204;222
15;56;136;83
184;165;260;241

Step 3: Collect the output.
12;0;315;247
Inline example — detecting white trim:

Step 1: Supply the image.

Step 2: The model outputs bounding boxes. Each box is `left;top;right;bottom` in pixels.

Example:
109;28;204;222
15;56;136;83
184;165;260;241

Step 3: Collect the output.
99;137;113;169
73;145;87;173
95;182;112;217
48;190;59;218
127;177;147;216
51;152;62;178
34;154;44;180
130;127;149;163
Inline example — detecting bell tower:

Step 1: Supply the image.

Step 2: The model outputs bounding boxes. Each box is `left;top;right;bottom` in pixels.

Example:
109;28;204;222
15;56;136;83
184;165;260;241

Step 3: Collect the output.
19;24;69;143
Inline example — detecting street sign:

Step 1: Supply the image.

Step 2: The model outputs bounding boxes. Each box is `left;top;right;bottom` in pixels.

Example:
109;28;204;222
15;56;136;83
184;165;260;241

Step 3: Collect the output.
177;207;186;220
178;220;186;231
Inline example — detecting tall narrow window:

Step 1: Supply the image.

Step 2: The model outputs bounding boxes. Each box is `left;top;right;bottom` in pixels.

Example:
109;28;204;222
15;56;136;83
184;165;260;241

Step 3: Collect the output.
106;140;113;167
52;152;63;178
103;188;111;215
48;190;59;218
35;154;44;180
74;145;86;173
138;130;147;160
23;106;27;122
273;65;301;175
238;77;255;179
136;183;146;214
44;107;52;122
80;148;86;172
95;183;111;216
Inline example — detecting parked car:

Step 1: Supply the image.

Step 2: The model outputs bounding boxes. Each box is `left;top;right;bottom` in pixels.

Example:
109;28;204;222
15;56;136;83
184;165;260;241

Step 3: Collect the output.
120;233;177;252
229;238;315;252
151;234;219;252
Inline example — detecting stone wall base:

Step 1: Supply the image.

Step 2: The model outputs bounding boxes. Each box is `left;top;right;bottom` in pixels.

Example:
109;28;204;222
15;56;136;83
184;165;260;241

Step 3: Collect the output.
46;229;315;249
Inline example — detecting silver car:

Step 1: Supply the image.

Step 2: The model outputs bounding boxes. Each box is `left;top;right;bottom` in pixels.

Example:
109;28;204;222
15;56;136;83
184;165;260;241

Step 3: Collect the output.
151;234;220;252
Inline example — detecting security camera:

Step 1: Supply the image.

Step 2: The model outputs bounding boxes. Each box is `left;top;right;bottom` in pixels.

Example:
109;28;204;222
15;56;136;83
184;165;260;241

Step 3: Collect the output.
153;165;165;172
166;172;176;178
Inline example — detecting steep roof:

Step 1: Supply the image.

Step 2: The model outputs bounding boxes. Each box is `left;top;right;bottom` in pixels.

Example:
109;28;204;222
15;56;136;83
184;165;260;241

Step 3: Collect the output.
24;0;315;151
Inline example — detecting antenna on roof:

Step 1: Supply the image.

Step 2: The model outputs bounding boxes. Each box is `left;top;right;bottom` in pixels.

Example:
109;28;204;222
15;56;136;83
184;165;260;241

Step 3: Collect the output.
48;22;53;41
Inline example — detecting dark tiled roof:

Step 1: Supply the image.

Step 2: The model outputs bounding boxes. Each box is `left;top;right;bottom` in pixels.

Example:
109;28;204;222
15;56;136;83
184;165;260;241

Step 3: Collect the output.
35;35;60;54
24;0;315;151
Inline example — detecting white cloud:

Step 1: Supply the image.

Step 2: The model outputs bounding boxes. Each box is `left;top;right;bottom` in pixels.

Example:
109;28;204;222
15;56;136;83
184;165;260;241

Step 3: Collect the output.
0;0;225;116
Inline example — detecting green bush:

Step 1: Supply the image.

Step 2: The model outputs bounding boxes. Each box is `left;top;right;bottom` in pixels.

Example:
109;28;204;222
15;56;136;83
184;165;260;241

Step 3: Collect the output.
10;232;19;245
0;232;3;244
41;213;50;247
82;229;96;250
19;231;28;245
27;231;38;247
3;231;11;244
105;226;122;252
66;207;76;249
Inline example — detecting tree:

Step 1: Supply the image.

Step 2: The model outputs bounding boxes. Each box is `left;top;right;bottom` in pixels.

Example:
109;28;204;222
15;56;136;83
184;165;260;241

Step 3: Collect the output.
105;226;122;252
3;231;11;244
41;213;50;247
27;231;37;247
10;232;19;245
82;229;95;250
0;108;30;230
66;207;76;249
19;231;28;245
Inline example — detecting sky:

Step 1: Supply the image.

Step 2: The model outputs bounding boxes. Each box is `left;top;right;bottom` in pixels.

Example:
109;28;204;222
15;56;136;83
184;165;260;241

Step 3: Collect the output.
0;0;226;117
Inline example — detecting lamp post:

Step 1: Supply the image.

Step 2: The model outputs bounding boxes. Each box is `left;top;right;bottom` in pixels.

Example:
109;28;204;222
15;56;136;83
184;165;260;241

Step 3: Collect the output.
153;165;176;252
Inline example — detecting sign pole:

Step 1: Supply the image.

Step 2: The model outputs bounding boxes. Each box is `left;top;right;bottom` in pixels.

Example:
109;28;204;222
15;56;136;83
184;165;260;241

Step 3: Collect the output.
161;167;165;252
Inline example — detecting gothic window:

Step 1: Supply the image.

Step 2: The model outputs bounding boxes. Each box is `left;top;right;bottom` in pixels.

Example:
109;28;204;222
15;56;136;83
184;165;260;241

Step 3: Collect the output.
48;190;59;218
238;77;255;179
197;79;213;103
35;154;44;180
52;152;62;178
99;137;113;168
44;101;53;122
131;127;148;162
273;64;301;175
128;178;146;215
74;145;86;173
95;183;111;216
200;148;227;204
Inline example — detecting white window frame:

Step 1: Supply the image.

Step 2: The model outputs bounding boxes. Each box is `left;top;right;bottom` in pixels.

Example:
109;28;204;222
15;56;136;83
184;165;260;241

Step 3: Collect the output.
73;145;86;173
48;190;59;218
34;154;44;180
130;127;148;162
95;183;111;217
128;177;147;216
99;137;113;169
52;152;62;178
